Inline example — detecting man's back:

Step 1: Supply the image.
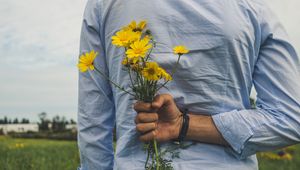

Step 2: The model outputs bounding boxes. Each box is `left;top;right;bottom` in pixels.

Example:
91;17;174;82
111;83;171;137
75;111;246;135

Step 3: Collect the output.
78;0;300;169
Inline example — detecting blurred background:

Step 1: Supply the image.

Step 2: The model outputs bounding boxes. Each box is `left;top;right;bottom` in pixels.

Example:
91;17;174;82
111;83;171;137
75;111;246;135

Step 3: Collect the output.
0;0;299;170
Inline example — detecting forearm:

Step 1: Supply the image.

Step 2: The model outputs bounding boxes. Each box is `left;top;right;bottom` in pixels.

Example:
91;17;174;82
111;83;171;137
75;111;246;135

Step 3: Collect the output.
211;109;300;159
185;114;228;146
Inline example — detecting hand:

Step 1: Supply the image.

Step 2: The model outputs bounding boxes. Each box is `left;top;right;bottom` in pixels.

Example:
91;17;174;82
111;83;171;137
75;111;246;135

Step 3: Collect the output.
134;94;183;142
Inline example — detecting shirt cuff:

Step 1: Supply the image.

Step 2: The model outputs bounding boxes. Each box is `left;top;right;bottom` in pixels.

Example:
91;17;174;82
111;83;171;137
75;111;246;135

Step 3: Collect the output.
212;110;254;159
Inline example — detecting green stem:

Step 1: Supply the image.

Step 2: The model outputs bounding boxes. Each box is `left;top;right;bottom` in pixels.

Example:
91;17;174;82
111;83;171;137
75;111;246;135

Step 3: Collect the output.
156;54;182;92
145;144;150;169
127;65;136;99
170;54;182;77
145;40;155;62
94;67;135;97
153;140;160;170
151;149;155;169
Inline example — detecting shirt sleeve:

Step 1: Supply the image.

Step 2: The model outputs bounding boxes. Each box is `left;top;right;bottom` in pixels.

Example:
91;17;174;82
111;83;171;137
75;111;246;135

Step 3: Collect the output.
77;0;115;169
212;1;300;159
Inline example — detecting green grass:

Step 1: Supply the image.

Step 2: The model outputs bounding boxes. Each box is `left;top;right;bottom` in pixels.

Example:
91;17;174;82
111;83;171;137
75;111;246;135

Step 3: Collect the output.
257;145;300;170
0;135;299;170
0;135;80;170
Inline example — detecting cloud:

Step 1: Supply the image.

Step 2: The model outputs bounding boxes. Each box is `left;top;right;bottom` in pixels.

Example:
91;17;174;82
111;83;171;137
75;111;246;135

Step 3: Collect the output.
0;0;86;69
0;0;86;119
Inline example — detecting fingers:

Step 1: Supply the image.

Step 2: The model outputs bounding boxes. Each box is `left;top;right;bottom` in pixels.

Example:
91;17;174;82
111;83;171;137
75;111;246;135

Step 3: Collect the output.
136;122;157;134
134;94;174;112
135;112;158;124
135;112;158;142
135;112;158;141
134;101;152;112
139;130;157;142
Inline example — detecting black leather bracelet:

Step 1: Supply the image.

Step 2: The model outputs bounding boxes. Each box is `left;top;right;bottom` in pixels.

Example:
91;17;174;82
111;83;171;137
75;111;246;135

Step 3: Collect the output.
177;109;189;143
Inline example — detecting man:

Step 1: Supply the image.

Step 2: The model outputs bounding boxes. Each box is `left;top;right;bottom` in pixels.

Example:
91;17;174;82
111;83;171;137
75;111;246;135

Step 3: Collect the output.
77;0;300;169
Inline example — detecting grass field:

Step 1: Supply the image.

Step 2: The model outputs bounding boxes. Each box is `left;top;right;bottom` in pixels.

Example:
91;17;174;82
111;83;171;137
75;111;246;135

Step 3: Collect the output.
0;135;299;170
257;145;300;170
0;136;80;170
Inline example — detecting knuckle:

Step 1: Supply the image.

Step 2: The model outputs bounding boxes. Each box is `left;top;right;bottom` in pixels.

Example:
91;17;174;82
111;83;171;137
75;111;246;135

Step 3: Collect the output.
133;102;139;111
154;95;161;101
138;114;145;122
166;94;172;100
153;113;159;120
151;122;157;129
134;116;139;124
136;124;143;132
152;130;157;137
136;114;143;122
145;103;151;110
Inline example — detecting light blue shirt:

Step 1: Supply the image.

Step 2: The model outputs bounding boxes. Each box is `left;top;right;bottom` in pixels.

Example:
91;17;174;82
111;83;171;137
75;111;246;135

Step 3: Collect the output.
77;0;300;169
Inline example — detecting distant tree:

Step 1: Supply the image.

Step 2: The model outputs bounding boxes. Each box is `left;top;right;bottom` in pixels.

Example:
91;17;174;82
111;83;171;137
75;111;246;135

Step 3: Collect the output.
13;118;19;124
52;115;67;132
4;116;8;124
38;112;47;121
0;118;3;124
21;118;30;124
70;119;76;124
8;119;12;124
38;112;50;131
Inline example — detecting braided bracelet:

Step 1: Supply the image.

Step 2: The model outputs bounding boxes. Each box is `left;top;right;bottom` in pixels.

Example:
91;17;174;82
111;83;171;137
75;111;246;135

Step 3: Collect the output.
177;109;189;143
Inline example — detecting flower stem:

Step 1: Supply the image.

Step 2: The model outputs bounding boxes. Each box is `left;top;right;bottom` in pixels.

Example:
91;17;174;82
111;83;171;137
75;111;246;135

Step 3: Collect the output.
170;54;182;77
145;146;150;169
145;40;155;61
153;140;160;170
156;54;182;92
94;67;135;96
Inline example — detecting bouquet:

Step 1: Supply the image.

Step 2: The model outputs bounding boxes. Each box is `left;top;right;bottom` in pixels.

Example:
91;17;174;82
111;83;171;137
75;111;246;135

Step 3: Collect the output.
78;20;189;170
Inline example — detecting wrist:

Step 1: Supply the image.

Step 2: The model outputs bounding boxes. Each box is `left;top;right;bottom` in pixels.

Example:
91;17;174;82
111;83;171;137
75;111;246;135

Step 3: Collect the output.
171;111;183;140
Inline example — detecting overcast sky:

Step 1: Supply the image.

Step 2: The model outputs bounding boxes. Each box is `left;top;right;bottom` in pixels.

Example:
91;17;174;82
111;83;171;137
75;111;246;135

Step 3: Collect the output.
0;0;86;122
0;0;299;122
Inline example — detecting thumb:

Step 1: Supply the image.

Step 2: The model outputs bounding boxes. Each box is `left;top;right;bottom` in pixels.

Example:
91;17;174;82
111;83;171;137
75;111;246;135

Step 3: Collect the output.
151;94;172;110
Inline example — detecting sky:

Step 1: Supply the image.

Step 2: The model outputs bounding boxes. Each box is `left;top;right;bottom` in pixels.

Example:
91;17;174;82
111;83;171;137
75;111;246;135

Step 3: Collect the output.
0;0;86;122
0;0;299;123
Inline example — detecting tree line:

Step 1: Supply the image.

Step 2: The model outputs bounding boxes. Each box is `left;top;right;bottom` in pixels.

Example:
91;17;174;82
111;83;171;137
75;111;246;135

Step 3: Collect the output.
0;117;30;124
0;112;77;132
38;112;76;132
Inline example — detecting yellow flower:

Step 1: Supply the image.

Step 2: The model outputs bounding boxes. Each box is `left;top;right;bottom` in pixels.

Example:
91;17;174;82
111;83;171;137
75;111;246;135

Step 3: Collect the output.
173;45;189;55
130;56;140;64
142;62;162;81
111;30;140;47
259;152;293;161
126;38;152;58
282;153;293;160
143;35;152;43
159;68;172;81
122;57;141;72
122;56;140;66
122;57;129;66
123;20;147;32
77;50;98;72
